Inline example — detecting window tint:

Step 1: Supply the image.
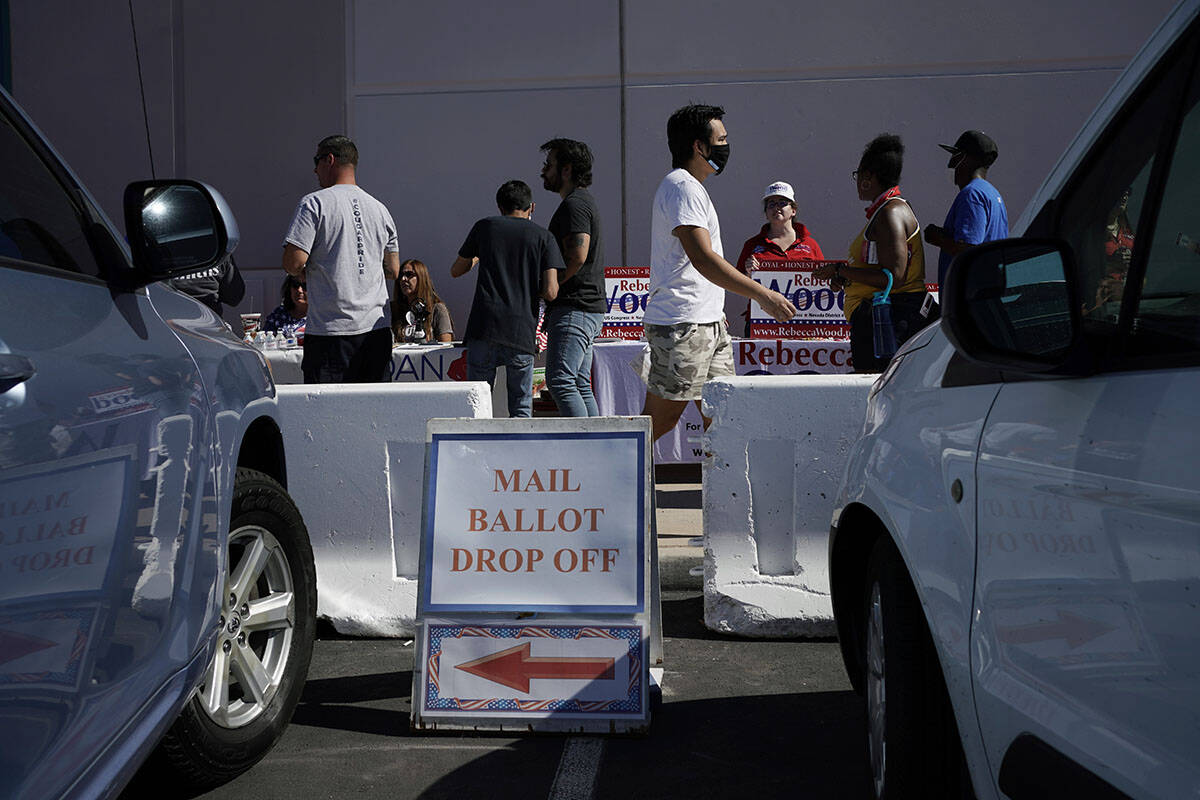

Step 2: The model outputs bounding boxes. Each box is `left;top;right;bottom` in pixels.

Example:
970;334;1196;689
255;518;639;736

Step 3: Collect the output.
1055;41;1191;340
0;109;101;276
1132;60;1200;356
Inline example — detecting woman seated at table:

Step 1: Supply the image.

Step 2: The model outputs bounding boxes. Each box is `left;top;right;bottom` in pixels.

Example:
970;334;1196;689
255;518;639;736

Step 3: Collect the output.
262;274;307;336
392;258;453;343
733;181;823;336
813;134;934;373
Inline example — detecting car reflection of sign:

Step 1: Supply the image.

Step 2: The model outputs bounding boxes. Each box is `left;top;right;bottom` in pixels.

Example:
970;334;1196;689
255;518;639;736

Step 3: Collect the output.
985;583;1159;676
88;386;151;418
0;452;130;603
0;607;94;691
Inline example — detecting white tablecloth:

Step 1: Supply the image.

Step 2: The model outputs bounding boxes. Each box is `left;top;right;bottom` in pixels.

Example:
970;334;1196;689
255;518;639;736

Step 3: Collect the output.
264;343;510;416
591;338;853;463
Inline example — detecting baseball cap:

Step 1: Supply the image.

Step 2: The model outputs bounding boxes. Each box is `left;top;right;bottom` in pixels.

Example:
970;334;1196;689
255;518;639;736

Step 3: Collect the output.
939;130;998;167
762;181;795;202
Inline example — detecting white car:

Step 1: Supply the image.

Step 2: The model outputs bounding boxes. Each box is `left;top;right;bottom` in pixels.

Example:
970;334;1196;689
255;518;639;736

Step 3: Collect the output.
828;2;1200;798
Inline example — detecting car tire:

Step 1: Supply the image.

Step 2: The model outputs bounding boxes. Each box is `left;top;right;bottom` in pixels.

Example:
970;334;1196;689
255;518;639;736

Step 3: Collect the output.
151;467;316;791
864;537;969;800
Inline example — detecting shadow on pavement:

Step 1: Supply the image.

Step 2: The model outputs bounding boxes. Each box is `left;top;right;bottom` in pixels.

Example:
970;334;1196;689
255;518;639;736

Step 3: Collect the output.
412;690;871;800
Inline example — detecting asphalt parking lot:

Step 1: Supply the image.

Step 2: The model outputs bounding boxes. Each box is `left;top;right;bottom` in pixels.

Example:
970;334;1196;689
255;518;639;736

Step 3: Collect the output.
120;590;872;800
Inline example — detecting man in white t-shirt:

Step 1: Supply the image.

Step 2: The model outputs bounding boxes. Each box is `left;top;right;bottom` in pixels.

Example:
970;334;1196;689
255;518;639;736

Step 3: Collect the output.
282;135;401;383
642;104;796;441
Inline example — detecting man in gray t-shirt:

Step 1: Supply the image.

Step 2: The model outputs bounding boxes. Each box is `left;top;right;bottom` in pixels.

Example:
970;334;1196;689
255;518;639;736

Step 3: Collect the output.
283;135;400;383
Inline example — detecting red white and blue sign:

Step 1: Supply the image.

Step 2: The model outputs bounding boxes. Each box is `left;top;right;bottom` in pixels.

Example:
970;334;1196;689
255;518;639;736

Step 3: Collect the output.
419;622;646;719
748;261;851;339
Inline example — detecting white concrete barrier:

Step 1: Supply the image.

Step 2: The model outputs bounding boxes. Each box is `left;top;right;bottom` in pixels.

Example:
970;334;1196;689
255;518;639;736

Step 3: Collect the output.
277;382;493;636
701;375;876;637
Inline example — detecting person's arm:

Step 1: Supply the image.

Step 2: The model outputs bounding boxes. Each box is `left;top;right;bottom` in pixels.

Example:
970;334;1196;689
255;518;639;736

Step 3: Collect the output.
282;243;308;278
559;232;590;283
383;251;400;281
733;237;756;276
924;224;972;256
819;206;906;292
450;256;475;277
218;255;246;306
926;192;986;255
432;303;454;342
541;266;559;302
675;225;796;322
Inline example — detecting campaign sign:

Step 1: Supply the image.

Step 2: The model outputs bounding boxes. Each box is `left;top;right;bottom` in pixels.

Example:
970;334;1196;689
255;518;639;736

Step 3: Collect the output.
748;261;851;339
602;266;649;340
417;621;646;722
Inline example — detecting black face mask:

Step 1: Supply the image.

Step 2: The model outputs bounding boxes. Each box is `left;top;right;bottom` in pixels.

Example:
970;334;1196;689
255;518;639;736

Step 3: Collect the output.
704;143;731;175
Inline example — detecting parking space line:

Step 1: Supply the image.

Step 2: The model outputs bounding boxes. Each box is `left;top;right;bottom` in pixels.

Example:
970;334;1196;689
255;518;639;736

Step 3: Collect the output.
548;737;604;800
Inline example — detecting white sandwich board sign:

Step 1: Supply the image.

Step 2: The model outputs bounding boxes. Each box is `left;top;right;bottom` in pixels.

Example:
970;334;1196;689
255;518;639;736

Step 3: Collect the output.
411;417;656;733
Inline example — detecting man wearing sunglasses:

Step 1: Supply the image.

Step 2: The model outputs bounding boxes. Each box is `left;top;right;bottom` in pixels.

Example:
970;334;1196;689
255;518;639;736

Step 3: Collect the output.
923;129;1009;288
282;135;401;383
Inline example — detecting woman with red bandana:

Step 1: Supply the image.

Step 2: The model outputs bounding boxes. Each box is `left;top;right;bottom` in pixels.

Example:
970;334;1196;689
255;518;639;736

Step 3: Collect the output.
814;134;932;373
733;180;824;336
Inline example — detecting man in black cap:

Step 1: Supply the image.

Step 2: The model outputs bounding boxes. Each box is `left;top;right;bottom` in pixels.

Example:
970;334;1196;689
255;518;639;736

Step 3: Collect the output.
924;130;1009;288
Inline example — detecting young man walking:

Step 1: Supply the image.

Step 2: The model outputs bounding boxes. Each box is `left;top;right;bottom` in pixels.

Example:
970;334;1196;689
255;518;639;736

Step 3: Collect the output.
540;138;605;417
923;129;1009;288
642;104;797;442
451;180;561;417
282;135;400;383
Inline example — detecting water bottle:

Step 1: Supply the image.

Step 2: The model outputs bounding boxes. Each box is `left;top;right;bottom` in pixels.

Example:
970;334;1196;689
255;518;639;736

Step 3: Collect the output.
872;271;897;360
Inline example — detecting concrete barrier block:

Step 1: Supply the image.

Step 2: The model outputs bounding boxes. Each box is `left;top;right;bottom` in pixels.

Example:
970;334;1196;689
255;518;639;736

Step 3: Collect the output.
701;375;875;637
277;382;493;636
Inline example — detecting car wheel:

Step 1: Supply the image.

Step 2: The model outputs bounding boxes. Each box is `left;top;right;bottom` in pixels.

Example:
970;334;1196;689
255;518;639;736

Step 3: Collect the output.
152;467;316;791
864;537;968;800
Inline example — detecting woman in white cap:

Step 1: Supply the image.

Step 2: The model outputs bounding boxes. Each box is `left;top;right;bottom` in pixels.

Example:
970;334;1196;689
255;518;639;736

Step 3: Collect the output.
733;181;824;336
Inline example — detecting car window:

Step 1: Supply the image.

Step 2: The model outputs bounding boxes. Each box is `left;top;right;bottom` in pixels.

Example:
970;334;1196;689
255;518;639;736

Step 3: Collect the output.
0;107;102;277
1131;64;1200;357
1055;36;1194;345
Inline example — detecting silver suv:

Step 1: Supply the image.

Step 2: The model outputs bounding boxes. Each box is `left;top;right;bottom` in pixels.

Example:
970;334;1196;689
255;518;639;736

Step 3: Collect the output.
0;88;315;797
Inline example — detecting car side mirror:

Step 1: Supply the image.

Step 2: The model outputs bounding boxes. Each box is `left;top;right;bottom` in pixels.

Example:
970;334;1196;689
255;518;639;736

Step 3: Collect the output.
941;238;1084;374
122;179;240;287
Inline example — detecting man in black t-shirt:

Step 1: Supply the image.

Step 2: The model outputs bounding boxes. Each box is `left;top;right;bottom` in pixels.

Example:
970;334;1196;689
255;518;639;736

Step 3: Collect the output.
451;180;562;417
539;139;606;417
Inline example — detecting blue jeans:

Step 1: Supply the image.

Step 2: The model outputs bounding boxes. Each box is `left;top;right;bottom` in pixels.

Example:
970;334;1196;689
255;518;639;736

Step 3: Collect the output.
545;306;603;417
466;339;534;418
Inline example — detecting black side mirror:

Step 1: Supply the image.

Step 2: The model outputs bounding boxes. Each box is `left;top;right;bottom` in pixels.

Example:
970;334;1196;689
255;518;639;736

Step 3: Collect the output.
122;179;239;287
941;238;1084;374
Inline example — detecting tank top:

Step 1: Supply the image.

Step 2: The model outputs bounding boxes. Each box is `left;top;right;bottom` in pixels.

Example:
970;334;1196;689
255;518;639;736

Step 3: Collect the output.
844;196;926;320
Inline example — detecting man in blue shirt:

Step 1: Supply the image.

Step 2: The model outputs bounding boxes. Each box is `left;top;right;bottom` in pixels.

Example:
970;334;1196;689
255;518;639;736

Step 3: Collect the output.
924;130;1009;288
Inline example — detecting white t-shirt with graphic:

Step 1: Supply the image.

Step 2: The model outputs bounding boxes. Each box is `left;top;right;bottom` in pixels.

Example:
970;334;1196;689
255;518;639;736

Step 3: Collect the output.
645;168;725;325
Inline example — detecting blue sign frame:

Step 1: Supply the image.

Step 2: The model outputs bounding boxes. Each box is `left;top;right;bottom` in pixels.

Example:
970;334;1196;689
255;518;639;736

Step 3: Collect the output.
419;429;647;615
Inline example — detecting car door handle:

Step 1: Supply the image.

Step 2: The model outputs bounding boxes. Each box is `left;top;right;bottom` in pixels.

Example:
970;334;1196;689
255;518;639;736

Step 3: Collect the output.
0;354;36;393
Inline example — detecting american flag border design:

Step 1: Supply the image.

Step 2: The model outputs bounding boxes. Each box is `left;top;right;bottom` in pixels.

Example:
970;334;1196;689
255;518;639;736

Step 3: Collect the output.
423;623;644;714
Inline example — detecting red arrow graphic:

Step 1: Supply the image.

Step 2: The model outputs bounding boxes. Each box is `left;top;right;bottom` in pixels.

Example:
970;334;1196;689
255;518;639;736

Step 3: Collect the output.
997;610;1116;649
454;642;615;693
0;629;58;667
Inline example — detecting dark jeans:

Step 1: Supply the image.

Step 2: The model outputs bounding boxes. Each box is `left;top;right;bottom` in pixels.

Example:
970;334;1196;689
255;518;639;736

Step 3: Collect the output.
545;306;603;417
465;339;534;418
301;328;393;384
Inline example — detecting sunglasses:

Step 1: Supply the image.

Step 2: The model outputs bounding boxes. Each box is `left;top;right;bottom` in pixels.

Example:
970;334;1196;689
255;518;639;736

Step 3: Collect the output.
313;153;330;166
400;271;418;279
766;199;792;209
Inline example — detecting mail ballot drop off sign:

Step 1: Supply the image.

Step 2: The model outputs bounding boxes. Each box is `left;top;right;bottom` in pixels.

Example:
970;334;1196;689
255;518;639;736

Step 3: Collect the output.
422;429;646;613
